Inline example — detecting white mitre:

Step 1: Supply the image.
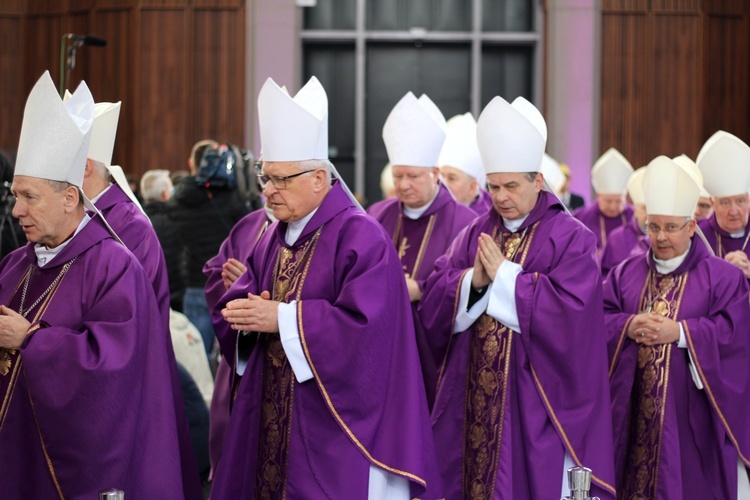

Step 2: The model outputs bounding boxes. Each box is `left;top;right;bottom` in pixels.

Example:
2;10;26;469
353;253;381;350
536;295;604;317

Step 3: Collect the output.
382;92;447;167
541;153;565;194
642;156;700;217
695;130;750;198
258;76;328;161
437;113;484;185
16;71;94;188
626;167;647;206
476;96;547;174
591;148;633;195
672;154;709;199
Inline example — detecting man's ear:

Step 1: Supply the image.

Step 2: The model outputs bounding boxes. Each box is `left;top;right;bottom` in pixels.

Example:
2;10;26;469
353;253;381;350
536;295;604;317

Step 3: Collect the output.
64;185;81;212
84;158;95;178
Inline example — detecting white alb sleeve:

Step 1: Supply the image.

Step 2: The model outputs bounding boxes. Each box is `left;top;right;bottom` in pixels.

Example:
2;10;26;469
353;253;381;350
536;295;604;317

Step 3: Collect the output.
278;300;314;383
453;269;493;334
486;260;523;333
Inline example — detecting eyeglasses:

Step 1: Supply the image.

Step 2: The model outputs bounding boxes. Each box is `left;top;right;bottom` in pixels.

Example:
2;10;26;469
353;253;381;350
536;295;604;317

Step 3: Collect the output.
646;220;690;235
257;170;314;190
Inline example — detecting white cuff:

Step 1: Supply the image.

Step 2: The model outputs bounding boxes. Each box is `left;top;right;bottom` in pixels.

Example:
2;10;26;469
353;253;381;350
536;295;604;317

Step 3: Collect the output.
486;260;523;333
367;465;410;499
453;269;492;334
278;300;314;383
679;322;704;390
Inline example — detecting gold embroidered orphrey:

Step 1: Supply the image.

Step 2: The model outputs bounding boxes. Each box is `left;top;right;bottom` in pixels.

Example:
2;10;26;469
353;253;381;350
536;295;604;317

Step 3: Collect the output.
392;213;437;280
620;269;688;499
462;223;537;499
255;228;322;500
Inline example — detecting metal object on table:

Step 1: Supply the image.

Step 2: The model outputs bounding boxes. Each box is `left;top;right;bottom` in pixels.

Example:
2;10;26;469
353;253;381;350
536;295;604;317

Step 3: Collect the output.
99;489;124;500
561;466;600;500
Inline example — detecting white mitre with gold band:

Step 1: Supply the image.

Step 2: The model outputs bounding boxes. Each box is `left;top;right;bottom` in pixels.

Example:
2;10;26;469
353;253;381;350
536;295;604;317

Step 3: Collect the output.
382;92;446;167
438;112;484;184
626;167;647;206
642;155;700;217
695;130;750;198
671;154;710;199
591;148;633;195
16;71;94;188
476;96;547;174
258;76;328;161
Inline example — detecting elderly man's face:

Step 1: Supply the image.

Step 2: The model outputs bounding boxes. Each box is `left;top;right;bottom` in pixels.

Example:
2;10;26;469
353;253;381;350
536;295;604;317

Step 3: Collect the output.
647;215;695;261
440;166;478;206
392;166;439;209
260;162;324;223
693;196;712;221
597;193;627;218
486;172;542;221
713;193;748;234
11;176;72;248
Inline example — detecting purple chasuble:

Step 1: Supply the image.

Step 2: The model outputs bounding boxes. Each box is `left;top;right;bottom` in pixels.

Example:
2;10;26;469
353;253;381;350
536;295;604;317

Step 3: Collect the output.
203;208;271;477
96;184;203;499
420;190;616;499
698;214;750;263
600;217;648;276
574;202;634;251
0;218;186;498
468;189;493;216
368;183;477;406
604;241;750;499
210;182;441;499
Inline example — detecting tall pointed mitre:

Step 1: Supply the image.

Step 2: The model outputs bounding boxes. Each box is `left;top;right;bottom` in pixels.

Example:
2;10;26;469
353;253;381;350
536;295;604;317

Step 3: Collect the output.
89;102;121;166
16;71;94;188
591;148;633;195
476;96;547;174
695;130;750;198
672;154;709;199
258;76;328;161
382;92;447;167
626;167;647;206
437;112;485;185
642;155;700;217
541;153;565;194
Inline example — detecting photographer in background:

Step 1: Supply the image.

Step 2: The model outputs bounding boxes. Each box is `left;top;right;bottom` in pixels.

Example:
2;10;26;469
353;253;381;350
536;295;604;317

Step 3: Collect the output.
169;140;253;360
0;149;24;259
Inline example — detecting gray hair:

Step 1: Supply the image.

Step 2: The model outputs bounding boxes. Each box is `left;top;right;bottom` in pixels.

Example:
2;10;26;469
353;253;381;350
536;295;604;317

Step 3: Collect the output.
90;159;112;182
140;169;173;202
523;172;537;183
289;159;333;184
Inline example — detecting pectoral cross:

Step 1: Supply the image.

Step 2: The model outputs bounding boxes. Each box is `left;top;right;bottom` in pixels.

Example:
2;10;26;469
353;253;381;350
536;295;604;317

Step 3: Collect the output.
398;236;410;261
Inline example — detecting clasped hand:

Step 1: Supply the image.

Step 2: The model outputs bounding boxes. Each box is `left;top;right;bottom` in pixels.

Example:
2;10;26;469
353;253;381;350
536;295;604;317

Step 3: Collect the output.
0;306;31;349
472;233;505;289
221;291;280;333
627;312;680;346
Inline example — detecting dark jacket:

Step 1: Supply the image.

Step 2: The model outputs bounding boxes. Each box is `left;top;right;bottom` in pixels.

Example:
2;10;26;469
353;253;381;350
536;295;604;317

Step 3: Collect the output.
169;176;250;288
144;200;185;311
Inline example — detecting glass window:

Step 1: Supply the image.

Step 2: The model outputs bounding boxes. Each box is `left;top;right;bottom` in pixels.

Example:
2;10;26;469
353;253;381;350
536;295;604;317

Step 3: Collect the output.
367;0;472;31
481;45;534;107
483;0;533;32
303;0;356;30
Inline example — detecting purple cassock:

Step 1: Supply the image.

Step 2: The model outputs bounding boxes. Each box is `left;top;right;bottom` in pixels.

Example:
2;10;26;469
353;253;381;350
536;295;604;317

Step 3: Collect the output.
468;189;493;216
600;217;649;276
0;217;186;498
698;214;750;262
202;208;271;478
574;202;634;252
210;182;441;499
604;240;750;499
419;190;616;499
368;182;477;406
96;183;203;499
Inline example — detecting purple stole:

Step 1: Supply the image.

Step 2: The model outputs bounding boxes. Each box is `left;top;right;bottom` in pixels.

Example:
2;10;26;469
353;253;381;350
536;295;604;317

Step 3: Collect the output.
616;270;688;498
463;223;538;496
392;213;437;279
698;214;750;259
255;228;323;498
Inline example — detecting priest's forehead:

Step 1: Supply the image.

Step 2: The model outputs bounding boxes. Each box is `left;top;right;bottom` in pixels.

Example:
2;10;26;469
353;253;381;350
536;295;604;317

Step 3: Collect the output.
261;161;306;175
11;175;65;195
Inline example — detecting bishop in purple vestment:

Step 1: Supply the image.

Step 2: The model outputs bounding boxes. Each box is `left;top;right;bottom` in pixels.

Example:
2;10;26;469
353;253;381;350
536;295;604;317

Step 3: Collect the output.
370;93;477;407
420;96;616;499
0;73;187;498
210;77;440;499
203;206;272;477
696;131;750;279
574;202;633;252
604;156;750;499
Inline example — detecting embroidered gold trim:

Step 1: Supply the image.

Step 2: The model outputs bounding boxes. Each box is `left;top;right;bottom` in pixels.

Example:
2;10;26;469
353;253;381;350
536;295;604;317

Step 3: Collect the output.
609;315;634;377
410;214;437;279
436;267;471;391
297;238;428;488
0;356;22;432
683;322;750;465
